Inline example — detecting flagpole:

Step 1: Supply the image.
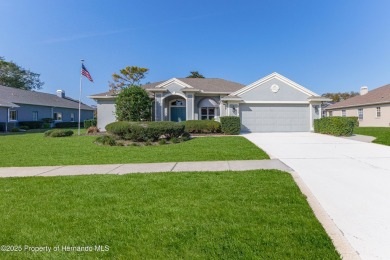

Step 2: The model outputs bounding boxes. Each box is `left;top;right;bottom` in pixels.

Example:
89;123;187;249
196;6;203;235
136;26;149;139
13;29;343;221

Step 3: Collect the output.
78;59;84;136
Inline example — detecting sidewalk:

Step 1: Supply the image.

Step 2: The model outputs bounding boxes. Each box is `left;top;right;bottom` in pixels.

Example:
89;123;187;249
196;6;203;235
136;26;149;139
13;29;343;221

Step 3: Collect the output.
0;159;292;178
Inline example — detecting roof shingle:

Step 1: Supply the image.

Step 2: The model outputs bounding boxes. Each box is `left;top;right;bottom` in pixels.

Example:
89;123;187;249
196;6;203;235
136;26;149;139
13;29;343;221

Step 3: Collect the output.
326;84;390;110
0;85;94;110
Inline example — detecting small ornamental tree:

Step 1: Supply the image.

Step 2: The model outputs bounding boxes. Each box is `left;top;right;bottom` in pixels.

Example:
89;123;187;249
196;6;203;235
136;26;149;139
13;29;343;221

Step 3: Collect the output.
115;86;151;121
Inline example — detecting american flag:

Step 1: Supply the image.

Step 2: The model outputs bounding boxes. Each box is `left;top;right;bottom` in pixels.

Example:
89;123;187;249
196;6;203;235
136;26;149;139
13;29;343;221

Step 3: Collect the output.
81;64;94;82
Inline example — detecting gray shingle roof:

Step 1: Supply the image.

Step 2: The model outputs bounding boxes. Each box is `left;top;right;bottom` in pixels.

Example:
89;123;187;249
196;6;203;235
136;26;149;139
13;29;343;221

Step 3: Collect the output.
90;78;245;97
0;98;19;108
0;85;94;110
326;84;390;110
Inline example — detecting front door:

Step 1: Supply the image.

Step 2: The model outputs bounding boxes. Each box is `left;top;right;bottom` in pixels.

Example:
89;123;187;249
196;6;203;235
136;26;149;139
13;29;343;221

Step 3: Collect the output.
171;107;186;122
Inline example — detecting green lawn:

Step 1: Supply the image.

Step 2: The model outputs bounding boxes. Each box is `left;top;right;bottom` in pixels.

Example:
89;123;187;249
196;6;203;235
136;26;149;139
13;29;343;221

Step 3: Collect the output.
0;133;268;167
0;170;339;259
354;127;390;146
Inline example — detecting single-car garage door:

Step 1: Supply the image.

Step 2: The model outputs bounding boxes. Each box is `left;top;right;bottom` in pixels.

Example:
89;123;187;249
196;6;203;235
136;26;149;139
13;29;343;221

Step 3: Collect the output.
240;104;310;132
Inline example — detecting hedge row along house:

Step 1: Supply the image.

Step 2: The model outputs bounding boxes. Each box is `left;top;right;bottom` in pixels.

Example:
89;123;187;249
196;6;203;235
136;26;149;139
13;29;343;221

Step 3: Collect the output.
0;85;95;131
90;72;330;133
325;84;390;127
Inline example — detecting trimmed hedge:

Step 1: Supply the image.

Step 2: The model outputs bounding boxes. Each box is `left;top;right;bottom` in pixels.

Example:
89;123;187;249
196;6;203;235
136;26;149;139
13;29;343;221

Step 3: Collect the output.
18;121;42;129
84;119;97;128
55;122;82;128
184;120;221;133
41;118;54;123
106;121;186;142
220;116;241;135
314;117;355;136
0;123;5;132
44;129;74;137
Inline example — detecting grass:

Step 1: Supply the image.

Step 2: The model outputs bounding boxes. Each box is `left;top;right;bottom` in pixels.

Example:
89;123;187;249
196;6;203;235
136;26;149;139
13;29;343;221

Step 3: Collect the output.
354;127;390;146
0;132;269;167
0;170;339;259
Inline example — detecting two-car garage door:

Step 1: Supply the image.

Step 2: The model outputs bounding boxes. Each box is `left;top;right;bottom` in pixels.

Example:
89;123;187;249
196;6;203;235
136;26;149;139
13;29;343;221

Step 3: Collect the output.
240;104;310;132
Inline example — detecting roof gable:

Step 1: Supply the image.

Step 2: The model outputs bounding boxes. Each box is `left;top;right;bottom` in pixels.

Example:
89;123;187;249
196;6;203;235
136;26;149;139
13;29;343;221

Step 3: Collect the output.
231;72;319;97
155;78;193;89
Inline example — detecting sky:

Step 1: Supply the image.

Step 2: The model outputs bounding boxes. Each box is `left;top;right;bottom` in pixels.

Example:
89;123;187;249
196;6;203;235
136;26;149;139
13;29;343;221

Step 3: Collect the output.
1;0;390;105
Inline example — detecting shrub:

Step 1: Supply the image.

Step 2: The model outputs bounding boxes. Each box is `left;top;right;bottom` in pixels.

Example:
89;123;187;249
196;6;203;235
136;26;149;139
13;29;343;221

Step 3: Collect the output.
11;127;20;132
41;118;54;123
115;86;152;121
347;117;359;127
55;122;81;128
170;137;179;143
180;132;191;141
159;139;167;145
19;126;30;130
314;117;355;136
87;126;100;134
44;129;74;137
106;121;185;142
43;123;51;129
84;119;97;128
220;116;241;135
18;121;42;129
106;121;133;138
184;120;221;133
95;135;116;146
0;123;5;132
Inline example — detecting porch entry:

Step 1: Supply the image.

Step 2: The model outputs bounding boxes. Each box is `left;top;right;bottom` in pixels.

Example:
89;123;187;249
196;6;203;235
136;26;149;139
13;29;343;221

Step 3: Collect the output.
170;99;186;122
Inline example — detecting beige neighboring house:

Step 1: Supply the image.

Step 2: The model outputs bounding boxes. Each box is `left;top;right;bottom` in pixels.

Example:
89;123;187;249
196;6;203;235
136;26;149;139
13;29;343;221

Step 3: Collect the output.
326;84;390;127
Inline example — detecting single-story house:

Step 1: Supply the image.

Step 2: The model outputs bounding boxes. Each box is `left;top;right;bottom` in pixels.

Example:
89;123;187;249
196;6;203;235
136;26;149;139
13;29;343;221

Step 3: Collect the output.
0;85;95;131
326;84;390;127
90;72;329;132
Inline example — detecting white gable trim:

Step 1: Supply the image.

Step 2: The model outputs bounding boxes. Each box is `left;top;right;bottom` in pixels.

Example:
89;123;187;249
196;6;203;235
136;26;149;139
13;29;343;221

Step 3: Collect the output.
230;72;319;97
155;78;193;89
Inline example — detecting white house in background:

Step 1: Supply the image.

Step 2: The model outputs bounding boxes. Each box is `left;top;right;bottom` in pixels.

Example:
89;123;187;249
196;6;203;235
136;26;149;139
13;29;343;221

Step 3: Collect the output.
89;72;329;132
326;84;390;127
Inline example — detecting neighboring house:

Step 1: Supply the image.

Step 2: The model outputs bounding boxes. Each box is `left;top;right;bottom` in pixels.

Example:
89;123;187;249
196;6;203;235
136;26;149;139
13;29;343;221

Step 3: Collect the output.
326;85;390;127
90;72;329;132
0;85;95;131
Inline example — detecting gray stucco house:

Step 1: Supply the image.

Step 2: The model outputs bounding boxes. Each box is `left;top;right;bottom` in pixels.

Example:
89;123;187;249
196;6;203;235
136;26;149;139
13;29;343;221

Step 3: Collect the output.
0;85;95;131
90;72;329;132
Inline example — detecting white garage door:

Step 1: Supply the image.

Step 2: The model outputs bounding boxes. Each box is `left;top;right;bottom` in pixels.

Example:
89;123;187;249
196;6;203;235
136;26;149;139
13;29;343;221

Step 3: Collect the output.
240;104;310;132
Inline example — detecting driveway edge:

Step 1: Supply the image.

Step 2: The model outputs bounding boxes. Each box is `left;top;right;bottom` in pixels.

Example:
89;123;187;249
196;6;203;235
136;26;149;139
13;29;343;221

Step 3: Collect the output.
290;171;361;260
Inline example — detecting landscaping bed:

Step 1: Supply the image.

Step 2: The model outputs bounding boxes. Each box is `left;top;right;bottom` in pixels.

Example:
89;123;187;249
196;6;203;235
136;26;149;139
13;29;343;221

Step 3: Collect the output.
0;170;339;259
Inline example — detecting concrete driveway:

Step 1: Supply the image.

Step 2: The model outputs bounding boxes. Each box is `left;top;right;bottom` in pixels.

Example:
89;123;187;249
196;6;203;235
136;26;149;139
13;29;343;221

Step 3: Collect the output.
244;132;390;260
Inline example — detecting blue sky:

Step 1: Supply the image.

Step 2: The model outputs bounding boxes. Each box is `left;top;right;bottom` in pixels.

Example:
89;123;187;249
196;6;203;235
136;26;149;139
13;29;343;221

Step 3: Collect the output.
1;0;390;105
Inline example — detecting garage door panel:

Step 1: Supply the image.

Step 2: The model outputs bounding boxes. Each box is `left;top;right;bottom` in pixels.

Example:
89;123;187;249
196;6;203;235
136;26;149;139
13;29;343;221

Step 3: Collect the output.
240;104;309;132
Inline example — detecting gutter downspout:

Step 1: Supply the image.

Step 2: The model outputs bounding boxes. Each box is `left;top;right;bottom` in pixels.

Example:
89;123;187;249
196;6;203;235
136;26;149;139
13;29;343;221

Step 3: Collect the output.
6;107;9;132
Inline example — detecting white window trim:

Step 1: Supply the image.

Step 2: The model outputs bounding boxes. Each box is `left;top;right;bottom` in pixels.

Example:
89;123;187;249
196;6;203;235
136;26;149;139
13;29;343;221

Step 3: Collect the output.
32;111;38;121
358;108;363;120
70;113;75;122
376;107;381;118
53;112;63;121
200;107;217;120
9;110;18;121
342;110;346;117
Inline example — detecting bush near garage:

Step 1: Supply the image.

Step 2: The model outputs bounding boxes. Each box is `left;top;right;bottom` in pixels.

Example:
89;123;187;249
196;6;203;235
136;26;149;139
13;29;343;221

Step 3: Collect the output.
314;117;355;136
18;121;42;129
184;120;221;133
106;121;186;142
220;116;241;135
44;129;74;137
84;119;97;128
